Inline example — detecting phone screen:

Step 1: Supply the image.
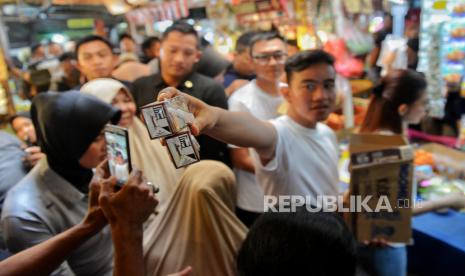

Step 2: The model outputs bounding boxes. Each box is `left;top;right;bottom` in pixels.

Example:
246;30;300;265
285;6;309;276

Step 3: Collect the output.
104;125;132;186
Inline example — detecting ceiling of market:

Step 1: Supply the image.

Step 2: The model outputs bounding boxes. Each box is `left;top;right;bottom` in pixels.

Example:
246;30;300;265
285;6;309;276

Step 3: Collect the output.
0;0;205;19
0;0;152;6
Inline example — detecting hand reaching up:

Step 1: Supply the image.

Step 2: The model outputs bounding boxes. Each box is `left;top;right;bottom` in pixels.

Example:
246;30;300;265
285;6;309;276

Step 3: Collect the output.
157;87;219;136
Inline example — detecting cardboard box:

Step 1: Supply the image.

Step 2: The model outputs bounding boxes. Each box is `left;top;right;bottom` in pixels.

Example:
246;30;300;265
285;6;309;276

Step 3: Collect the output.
349;134;414;243
418;143;465;179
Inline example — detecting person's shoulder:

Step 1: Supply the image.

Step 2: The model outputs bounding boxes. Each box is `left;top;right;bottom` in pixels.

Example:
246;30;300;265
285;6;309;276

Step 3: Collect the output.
2;170;43;218
192;72;219;85
268;115;288;130
0;131;21;148
192;73;226;100
229;82;254;101
317;122;336;136
133;73;159;86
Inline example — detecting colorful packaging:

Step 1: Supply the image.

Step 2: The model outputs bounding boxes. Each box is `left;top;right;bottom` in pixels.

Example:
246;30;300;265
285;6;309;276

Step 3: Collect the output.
442;63;464;84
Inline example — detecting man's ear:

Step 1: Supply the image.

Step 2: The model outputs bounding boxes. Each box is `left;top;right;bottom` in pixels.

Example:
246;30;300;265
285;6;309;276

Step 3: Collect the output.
75;61;83;74
194;50;202;64
112;54;119;69
398;104;408;117
281;85;291;102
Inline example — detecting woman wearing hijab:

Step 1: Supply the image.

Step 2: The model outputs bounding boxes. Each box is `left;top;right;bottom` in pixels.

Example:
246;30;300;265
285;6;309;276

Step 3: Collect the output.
80;78;181;211
143;160;247;276
1;91;121;275
81;80;247;275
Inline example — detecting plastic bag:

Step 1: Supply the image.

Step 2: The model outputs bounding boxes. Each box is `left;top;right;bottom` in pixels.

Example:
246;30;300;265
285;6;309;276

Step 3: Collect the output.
341;19;374;56
324;39;365;78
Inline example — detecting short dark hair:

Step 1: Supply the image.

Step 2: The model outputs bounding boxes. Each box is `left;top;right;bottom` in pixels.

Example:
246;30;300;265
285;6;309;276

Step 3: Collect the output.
142;36;160;51
75;35;114;57
31;43;43;55
59;52;76;62
237;209;357;276
286;39;299;48
119;33;134;42
162;22;199;48
235;31;258;53
249;31;285;55
285;50;335;83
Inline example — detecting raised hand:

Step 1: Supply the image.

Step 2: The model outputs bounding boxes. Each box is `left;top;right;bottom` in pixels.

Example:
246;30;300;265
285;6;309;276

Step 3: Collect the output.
157;87;219;136
98;170;158;228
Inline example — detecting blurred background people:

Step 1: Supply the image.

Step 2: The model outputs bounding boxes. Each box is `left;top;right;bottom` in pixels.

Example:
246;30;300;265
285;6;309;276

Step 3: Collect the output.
119;33;138;56
57;52;80;91
223;31;257;96
142;36;161;64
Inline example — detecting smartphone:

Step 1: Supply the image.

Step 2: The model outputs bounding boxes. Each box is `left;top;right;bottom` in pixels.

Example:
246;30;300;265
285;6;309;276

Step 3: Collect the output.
104;124;132;186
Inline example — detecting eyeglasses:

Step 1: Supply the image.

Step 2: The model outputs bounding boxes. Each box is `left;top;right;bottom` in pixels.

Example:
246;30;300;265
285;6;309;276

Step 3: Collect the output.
252;52;287;65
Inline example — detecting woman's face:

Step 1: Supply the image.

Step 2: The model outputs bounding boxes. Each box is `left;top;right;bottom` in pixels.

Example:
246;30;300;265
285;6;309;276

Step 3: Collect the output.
12;117;37;143
79;132;107;169
403;92;428;124
112;89;136;128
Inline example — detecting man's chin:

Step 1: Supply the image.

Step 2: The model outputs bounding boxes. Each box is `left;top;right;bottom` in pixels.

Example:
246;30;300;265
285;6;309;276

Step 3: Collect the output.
119;119;132;128
167;68;188;77
314;111;331;123
91;74;111;80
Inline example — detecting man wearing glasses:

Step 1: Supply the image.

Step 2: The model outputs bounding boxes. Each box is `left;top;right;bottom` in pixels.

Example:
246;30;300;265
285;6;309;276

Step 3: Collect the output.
228;32;287;227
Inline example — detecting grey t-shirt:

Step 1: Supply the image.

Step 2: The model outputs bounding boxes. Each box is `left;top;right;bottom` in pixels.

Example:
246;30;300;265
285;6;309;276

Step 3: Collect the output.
1;158;114;275
0;131;27;249
0;131;26;217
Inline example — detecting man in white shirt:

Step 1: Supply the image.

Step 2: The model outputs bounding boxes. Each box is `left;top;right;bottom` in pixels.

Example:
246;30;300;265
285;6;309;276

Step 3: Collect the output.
158;49;339;210
228;31;287;226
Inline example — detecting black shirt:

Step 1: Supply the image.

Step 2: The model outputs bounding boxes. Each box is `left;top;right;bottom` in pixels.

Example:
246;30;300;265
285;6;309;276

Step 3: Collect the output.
223;64;255;88
131;72;231;166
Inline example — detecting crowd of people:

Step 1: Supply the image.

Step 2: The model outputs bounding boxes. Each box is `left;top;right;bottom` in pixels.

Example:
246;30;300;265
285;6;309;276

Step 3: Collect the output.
0;19;465;276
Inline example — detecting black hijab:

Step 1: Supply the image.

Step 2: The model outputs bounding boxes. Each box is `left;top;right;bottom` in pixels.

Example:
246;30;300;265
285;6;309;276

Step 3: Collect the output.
31;91;121;193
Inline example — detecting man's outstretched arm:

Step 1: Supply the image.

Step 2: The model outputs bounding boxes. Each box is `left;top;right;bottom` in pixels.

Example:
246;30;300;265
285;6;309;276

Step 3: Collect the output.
158;87;278;161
